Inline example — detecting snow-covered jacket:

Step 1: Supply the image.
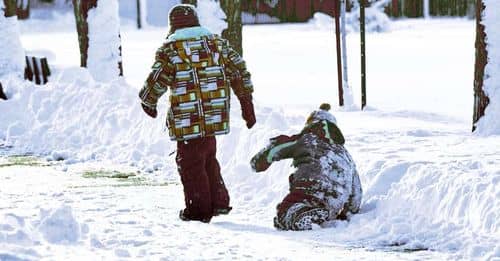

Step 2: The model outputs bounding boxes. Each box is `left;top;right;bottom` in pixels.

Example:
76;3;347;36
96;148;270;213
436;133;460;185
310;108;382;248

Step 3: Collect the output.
139;26;253;141
251;119;362;219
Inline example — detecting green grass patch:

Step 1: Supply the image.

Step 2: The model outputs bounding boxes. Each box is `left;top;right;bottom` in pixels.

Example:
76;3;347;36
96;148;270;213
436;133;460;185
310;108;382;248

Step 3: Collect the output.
82;170;138;179
69;182;175;189
0;155;49;168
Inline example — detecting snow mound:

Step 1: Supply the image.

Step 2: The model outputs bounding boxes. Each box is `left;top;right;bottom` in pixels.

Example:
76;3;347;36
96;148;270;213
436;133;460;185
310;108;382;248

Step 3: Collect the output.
37;206;82;244
0;68;172;169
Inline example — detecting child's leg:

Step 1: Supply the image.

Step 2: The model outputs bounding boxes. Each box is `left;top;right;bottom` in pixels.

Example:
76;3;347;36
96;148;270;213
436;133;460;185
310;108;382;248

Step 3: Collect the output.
176;138;213;222
274;190;329;230
205;137;231;214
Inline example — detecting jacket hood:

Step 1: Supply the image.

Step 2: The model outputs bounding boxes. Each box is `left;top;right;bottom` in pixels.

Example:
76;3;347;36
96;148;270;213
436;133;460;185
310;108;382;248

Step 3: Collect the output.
167;26;213;42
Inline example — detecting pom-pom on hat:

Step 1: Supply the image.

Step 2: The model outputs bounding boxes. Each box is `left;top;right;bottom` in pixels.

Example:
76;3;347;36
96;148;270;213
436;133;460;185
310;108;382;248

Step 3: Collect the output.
168;4;200;34
306;103;337;125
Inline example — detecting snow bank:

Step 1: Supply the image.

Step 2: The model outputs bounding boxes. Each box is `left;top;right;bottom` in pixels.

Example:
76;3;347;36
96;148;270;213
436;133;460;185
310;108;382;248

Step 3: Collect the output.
339;160;499;259
87;0;122;82
0;2;25;77
0;68;171;170
475;0;500;135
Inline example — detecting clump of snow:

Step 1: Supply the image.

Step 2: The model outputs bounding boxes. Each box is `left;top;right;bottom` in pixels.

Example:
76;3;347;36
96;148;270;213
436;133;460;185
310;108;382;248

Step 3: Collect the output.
196;0;227;35
87;0;122;82
0;2;25;77
475;0;500;135
37;206;82;244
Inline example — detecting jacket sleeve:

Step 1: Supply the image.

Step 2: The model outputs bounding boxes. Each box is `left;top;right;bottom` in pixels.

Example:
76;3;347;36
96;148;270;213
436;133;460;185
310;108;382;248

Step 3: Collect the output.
222;40;254;98
138;48;175;109
250;135;300;172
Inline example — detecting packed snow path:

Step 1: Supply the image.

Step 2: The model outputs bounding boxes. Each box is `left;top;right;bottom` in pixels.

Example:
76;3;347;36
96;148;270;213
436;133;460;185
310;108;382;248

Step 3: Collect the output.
0;158;450;260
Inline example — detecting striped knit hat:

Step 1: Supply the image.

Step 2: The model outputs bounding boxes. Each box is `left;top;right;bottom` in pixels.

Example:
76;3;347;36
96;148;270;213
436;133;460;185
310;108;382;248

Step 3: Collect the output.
306;103;338;125
169;4;200;34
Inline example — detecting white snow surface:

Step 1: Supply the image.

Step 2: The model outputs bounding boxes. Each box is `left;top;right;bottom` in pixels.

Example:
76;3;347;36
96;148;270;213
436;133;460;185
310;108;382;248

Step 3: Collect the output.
0;3;25;77
0;17;499;260
196;0;227;35
475;0;500;135
87;0;122;82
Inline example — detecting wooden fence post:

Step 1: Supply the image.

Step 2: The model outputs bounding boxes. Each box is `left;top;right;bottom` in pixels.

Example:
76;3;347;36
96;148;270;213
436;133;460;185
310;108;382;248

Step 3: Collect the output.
334;0;343;107
360;0;367;110
0;82;7;100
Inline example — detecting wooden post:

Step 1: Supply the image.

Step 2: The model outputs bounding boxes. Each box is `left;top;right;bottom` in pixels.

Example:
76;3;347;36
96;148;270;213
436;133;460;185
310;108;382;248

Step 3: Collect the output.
472;0;489;132
136;0;141;29
16;0;29;20
360;0;367;110
220;0;243;56
0;82;7;100
334;0;343;107
392;0;399;17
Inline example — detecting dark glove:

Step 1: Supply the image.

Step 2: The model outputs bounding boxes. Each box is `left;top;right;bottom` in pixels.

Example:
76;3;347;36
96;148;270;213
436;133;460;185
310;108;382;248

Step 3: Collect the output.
239;95;256;129
141;104;158;118
250;151;271;172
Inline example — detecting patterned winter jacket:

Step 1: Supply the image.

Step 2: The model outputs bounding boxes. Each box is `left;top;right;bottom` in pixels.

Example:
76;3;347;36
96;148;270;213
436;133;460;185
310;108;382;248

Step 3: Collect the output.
251;120;363;218
139;26;253;141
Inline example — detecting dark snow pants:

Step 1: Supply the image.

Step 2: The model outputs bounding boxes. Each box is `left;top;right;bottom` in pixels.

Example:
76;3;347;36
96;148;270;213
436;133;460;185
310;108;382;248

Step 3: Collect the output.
176;136;230;222
274;177;330;230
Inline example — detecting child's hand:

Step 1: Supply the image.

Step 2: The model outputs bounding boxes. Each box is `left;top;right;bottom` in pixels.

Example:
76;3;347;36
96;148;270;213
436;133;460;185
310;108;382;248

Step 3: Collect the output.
250;151;271;172
141;104;158;118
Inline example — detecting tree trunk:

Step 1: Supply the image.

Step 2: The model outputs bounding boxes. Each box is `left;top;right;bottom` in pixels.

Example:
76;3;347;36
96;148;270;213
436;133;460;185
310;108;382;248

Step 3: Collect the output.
472;0;489;132
72;0;97;68
72;0;123;79
3;0;16;17
181;0;197;6
220;0;243;56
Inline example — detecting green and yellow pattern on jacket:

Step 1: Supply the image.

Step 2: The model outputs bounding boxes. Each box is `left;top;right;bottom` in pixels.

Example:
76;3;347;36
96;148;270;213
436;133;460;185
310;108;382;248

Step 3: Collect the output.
139;27;253;141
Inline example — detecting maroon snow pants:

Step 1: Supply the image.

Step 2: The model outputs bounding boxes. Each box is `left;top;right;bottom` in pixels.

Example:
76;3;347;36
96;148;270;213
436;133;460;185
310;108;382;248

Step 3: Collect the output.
176;136;230;222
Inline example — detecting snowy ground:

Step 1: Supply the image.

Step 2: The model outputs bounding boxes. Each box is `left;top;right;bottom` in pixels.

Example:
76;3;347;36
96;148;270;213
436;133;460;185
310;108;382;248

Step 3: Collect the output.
1;16;499;260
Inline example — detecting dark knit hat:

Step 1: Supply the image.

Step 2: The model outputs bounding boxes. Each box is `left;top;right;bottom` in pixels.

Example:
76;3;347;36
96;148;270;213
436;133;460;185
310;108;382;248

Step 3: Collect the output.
169;4;200;34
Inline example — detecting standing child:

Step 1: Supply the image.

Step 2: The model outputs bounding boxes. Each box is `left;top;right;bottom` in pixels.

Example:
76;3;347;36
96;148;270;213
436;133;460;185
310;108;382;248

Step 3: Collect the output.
251;104;362;230
139;4;256;223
